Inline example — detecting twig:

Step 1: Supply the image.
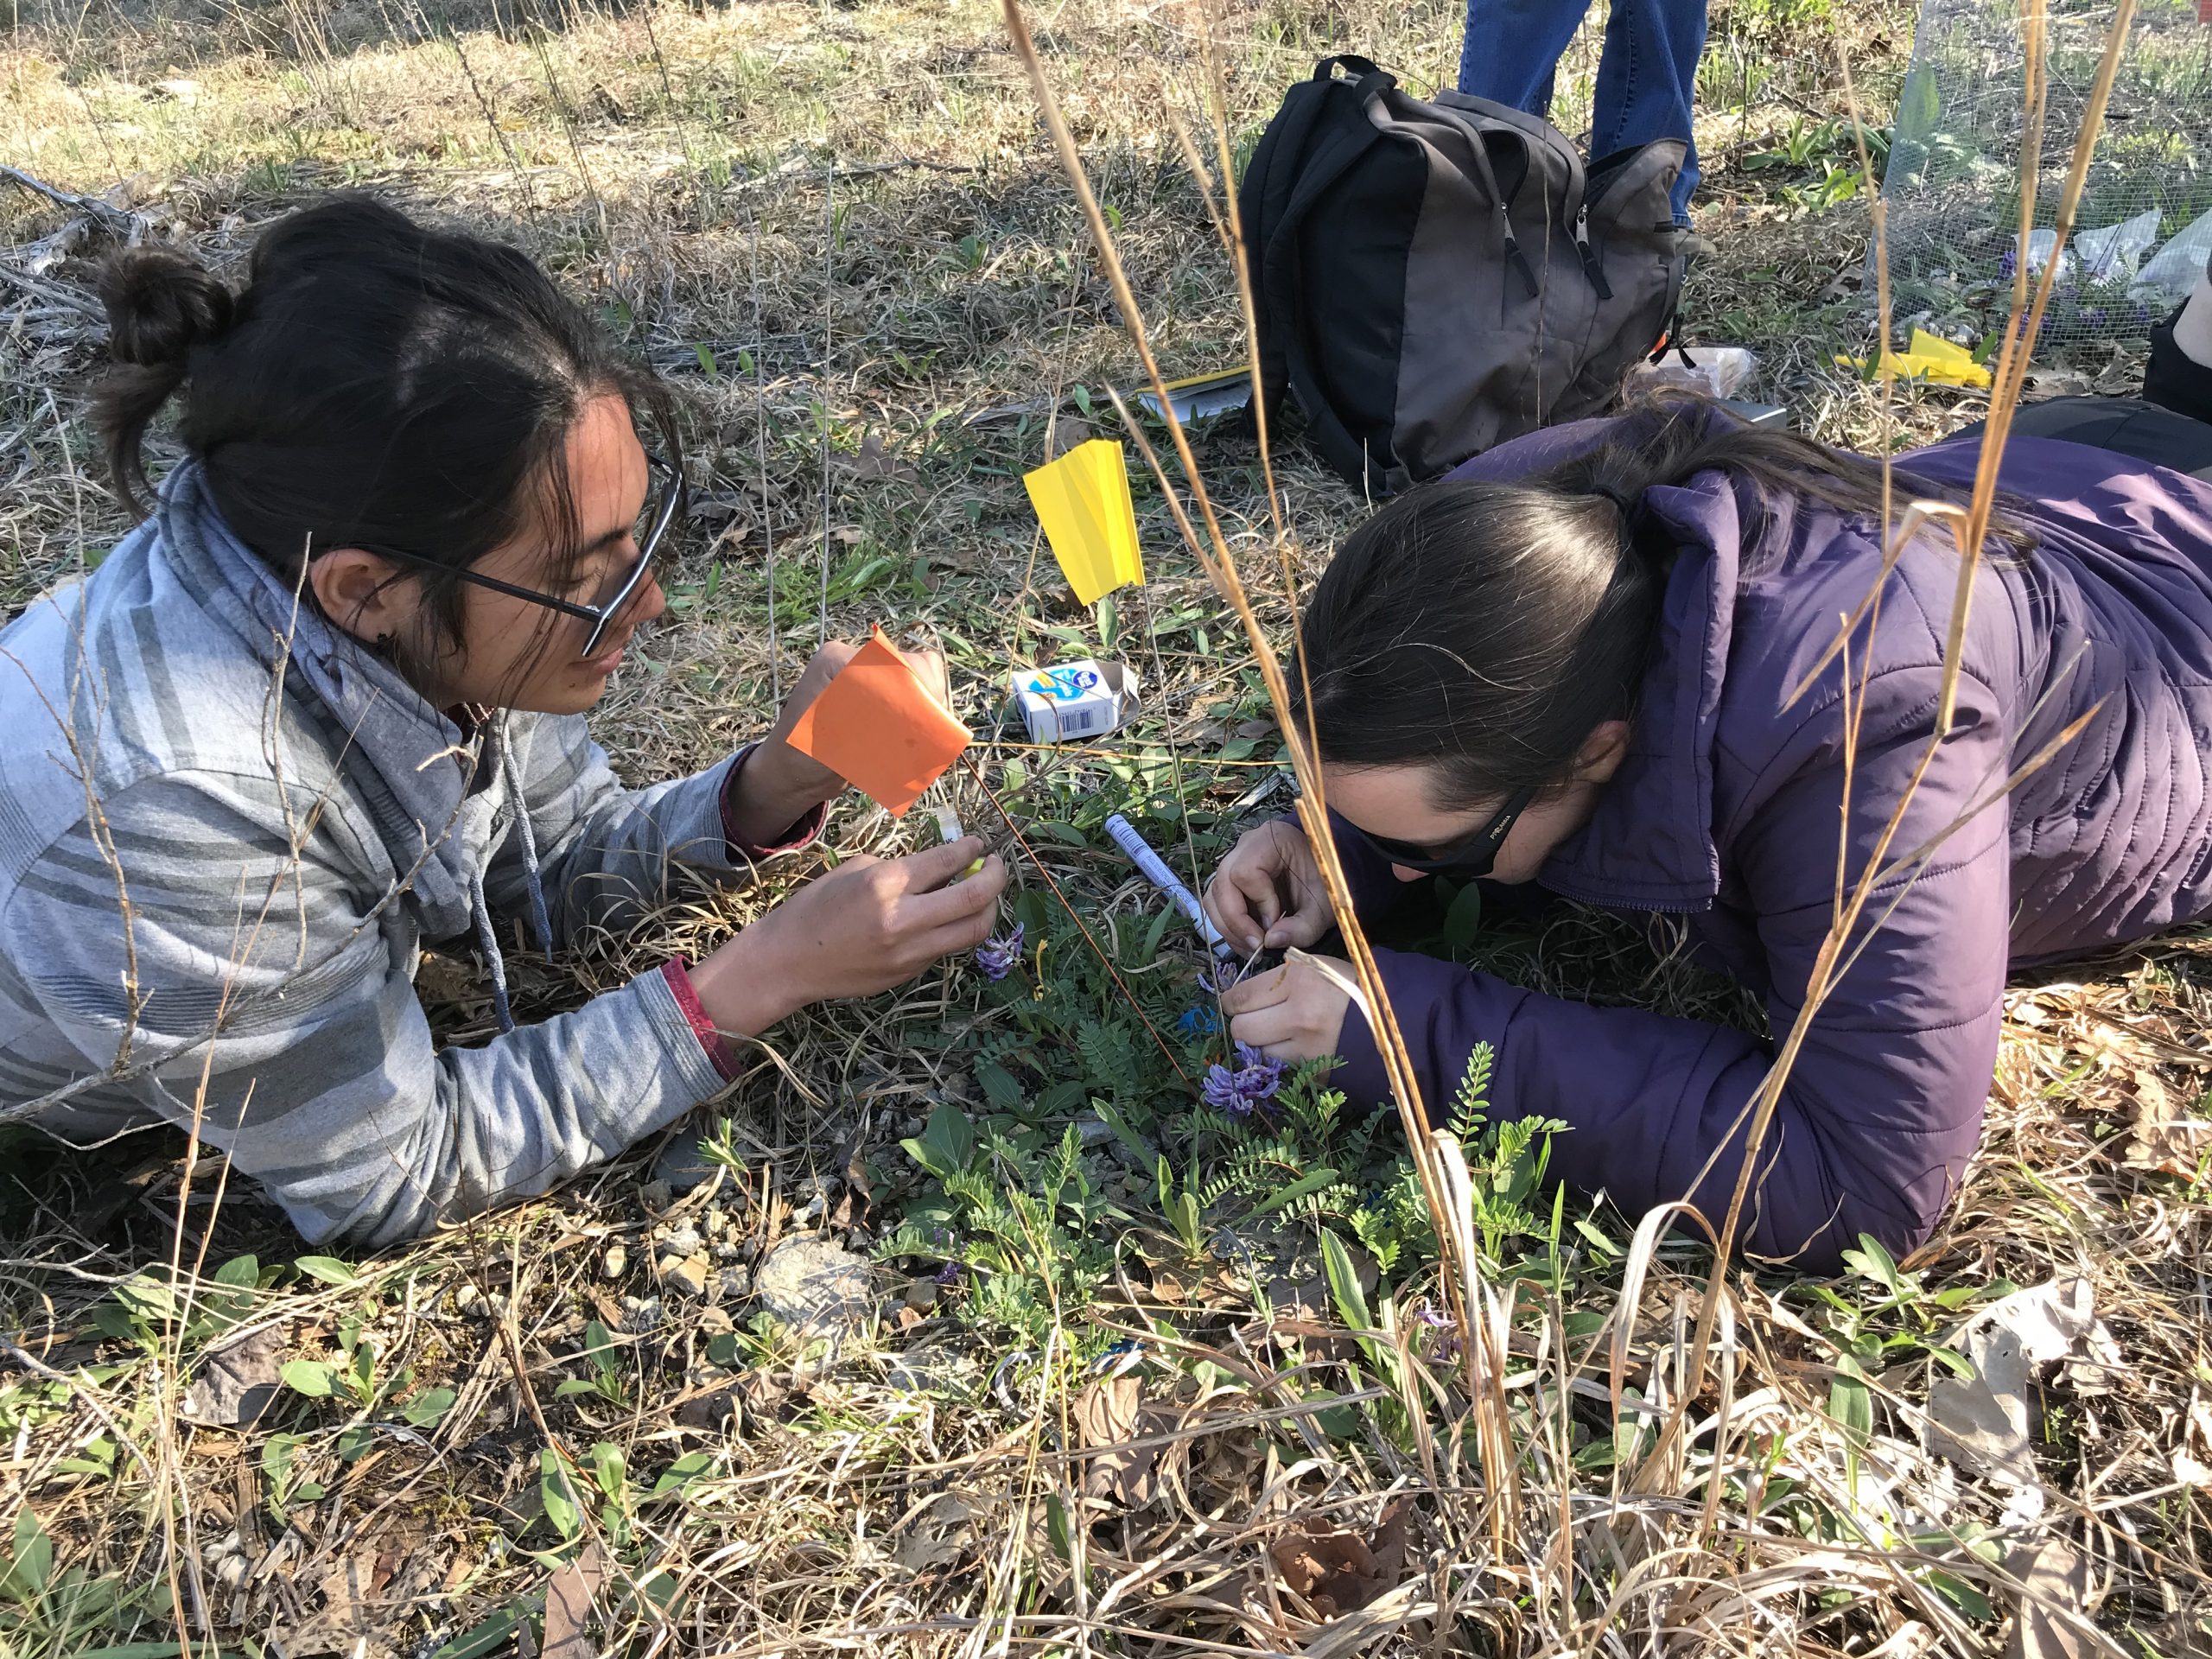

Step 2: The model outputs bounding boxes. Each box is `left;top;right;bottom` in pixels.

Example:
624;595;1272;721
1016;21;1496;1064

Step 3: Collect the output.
0;163;136;234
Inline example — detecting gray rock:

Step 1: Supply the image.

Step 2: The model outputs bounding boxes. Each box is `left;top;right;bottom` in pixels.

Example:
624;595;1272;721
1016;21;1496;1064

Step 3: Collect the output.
652;1128;720;1195
715;1266;752;1302
753;1237;872;1337
657;1221;704;1259
620;1294;663;1333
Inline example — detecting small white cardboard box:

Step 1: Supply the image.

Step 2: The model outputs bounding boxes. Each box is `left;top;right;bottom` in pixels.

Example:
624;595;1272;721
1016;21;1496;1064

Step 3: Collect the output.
1009;658;1140;743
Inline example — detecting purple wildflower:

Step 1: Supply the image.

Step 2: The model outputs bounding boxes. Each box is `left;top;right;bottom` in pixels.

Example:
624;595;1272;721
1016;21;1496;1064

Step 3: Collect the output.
934;1260;964;1287
975;923;1024;982
1201;1042;1285;1117
1412;1300;1463;1362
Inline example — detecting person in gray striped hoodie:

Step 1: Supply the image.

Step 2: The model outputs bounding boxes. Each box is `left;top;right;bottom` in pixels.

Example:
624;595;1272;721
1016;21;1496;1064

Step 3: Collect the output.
0;195;1007;1245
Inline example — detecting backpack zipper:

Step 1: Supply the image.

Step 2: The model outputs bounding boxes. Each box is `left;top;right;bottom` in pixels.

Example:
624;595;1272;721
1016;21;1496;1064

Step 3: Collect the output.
1573;204;1613;300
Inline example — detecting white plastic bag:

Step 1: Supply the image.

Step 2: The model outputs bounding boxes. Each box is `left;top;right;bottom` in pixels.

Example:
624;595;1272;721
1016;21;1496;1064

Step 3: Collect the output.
2135;206;2212;305
2074;207;2164;283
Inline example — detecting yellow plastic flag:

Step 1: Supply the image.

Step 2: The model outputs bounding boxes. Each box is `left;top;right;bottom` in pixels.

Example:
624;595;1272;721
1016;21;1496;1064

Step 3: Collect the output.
1023;439;1145;607
1835;327;1993;389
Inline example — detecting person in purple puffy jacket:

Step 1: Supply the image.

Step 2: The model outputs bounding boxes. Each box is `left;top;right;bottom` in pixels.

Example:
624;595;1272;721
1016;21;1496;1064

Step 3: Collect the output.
1206;274;2212;1270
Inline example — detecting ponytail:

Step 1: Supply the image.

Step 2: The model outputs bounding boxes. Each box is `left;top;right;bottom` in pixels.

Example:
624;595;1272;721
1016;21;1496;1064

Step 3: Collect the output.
93;247;237;518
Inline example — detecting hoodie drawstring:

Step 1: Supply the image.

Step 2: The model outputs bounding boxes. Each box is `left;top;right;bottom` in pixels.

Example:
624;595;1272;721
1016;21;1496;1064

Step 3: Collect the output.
467;716;556;1035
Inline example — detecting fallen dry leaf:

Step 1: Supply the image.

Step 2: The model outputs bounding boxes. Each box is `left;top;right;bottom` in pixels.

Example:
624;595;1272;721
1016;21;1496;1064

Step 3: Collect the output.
2122;1066;2212;1175
1927;1279;2123;1488
1268;1500;1410;1618
1075;1372;1161;1509
2003;1537;2091;1659
543;1544;610;1659
181;1325;285;1427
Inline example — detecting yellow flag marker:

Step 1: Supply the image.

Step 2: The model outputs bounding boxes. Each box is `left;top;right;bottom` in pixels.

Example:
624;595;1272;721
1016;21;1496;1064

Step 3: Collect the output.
1835;327;1993;389
1023;438;1145;607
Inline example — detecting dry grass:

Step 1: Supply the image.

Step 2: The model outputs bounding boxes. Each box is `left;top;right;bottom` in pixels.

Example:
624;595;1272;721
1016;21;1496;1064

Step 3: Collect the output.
3;0;2209;1654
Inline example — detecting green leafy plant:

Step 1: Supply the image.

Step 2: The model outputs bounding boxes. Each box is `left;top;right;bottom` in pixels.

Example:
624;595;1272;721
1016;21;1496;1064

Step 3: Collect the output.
553;1320;631;1408
280;1286;455;1441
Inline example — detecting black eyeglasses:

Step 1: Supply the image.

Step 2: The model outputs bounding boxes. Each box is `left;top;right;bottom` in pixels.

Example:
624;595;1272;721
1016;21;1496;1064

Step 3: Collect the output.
1341;785;1538;878
353;454;686;660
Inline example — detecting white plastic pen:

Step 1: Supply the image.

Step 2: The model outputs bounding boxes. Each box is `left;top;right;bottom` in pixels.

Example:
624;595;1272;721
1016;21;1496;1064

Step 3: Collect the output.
1103;812;1236;960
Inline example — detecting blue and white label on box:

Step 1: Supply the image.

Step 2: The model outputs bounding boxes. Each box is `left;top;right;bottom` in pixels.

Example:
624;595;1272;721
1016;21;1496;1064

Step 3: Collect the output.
1010;658;1140;744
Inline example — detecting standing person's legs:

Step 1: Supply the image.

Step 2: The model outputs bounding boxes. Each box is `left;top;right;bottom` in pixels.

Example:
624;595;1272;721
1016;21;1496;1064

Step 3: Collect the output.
1589;0;1708;225
1458;0;1596;124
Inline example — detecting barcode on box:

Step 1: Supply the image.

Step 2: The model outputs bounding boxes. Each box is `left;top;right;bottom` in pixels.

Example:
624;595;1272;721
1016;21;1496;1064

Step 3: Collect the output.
1059;704;1109;737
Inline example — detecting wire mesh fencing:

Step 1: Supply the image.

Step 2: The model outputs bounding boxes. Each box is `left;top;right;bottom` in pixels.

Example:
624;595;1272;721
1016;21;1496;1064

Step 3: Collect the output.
1878;0;2212;354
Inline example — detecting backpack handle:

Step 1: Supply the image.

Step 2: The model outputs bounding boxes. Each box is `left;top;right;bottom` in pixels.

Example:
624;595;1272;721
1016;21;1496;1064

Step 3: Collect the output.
1312;54;1395;92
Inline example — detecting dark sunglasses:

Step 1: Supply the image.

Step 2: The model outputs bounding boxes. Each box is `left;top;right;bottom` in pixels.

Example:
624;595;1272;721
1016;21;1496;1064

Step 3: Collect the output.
351;454;686;660
1342;785;1538;878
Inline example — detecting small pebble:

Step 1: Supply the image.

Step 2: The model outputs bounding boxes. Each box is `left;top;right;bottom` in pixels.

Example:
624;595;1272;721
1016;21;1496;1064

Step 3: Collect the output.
710;1240;741;1262
620;1294;663;1333
658;1255;711;1299
601;1243;627;1280
905;1277;939;1314
658;1223;704;1258
715;1266;752;1302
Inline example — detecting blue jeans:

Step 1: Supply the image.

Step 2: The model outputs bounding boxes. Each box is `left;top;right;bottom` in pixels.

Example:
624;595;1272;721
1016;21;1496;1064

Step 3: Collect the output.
1458;0;1706;226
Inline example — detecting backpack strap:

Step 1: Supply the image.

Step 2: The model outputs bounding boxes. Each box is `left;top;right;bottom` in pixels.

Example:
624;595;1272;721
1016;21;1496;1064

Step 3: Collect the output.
1239;57;1395;435
1255;70;1404;495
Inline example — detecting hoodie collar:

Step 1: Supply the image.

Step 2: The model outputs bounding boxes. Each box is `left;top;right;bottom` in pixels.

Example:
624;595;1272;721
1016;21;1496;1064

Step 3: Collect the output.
152;462;492;927
1536;467;1741;913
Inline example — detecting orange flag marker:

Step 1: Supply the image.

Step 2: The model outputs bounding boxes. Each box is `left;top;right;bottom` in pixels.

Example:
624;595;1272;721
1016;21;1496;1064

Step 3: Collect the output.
785;627;969;817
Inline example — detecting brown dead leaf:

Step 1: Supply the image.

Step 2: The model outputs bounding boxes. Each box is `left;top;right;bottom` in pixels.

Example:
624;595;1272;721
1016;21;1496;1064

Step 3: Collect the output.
1269;1500;1411;1618
849;432;921;483
2003;1537;2091;1659
1076;1373;1160;1509
1044;415;1096;461
181;1325;285;1427
2122;1067;2212;1174
543;1544;610;1659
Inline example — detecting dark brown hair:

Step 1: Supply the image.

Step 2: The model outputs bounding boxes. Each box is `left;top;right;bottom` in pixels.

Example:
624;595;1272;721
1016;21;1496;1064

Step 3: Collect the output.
95;194;680;650
1297;395;2018;810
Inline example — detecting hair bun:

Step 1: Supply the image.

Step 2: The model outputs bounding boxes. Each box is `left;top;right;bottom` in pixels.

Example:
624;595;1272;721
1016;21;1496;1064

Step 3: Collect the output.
99;247;235;370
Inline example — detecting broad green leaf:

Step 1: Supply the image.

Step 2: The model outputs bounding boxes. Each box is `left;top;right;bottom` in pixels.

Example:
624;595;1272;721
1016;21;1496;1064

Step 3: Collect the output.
401;1387;456;1428
281;1360;335;1399
652;1450;715;1497
1923;1567;1995;1622
1828;1352;1872;1448
540;1450;581;1540
1250;1167;1342;1220
1091;1098;1156;1171
975;1058;1025;1112
213;1254;259;1289
429;1603;530;1659
114;1274;179;1325
293;1255;359;1286
553;1379;601;1399
1321;1231;1372;1335
589;1442;626;1503
2;1506;53;1602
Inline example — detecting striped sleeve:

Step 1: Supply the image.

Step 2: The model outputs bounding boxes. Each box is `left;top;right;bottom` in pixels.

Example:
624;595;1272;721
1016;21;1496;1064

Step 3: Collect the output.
4;768;728;1244
485;716;762;944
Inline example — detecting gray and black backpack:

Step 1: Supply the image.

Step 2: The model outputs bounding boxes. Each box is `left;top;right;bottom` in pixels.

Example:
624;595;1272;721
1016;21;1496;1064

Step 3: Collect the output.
1239;54;1688;497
